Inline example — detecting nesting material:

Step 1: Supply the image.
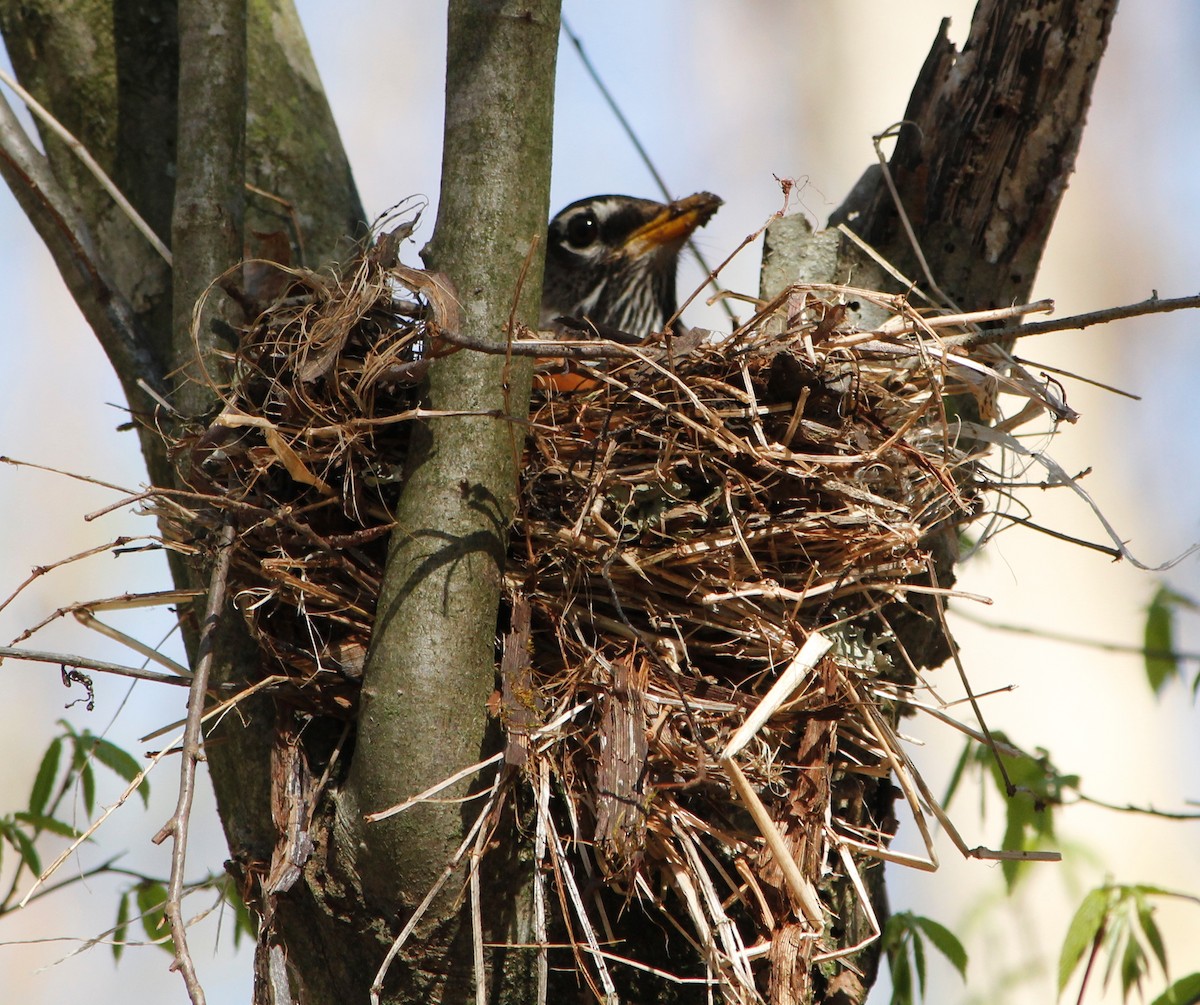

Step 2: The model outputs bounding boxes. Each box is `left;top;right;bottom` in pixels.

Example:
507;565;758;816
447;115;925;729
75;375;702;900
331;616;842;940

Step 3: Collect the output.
167;236;434;712
166;226;1061;1001
505;286;989;999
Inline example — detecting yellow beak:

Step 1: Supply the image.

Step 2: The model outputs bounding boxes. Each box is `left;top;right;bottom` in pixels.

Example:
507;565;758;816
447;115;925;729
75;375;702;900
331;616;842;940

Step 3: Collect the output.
622;191;723;259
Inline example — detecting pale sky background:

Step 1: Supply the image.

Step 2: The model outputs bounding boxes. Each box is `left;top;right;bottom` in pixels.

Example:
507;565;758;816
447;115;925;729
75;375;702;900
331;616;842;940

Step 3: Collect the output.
1;2;1198;1003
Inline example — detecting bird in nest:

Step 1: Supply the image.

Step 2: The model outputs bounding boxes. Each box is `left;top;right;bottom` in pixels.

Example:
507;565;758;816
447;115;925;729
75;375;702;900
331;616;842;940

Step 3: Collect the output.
540;191;722;345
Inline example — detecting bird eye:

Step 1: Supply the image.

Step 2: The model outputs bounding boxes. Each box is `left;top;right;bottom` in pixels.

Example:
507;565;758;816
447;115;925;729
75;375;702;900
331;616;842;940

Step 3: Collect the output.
564;210;599;249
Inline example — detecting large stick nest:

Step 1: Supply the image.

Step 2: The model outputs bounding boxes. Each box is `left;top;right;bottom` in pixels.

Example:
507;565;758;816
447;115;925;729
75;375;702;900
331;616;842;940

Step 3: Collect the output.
163;222;1061;1000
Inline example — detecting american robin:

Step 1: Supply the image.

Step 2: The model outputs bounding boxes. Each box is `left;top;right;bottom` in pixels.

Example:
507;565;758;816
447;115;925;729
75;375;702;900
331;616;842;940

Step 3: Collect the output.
540;191;722;343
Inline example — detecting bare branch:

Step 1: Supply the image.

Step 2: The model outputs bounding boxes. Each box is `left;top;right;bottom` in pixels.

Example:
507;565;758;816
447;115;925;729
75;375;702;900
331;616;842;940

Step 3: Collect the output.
835;0;1119;312
437;327;639;360
0;88;165;399
152;522;236;1005
0;67;171;263
170;0;246;419
0;646;190;687
1075;795;1200;821
945;291;1200;350
346;1;561;945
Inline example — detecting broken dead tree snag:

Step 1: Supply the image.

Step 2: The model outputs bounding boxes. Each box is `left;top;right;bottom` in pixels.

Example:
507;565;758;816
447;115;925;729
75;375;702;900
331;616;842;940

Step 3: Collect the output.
835;0;1118;312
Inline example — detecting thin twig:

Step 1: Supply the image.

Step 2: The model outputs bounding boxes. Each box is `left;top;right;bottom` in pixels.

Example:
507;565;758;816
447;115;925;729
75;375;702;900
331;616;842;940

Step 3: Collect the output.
369;774;502;1005
0;94;166;396
0;534;160;617
872;124;958;311
1011;355;1141;399
963;421;1200;572
923;555;1014;797
992;513;1124;558
559;18;671;200
0;856;125;918
1074;794;1200;820
0;646;191;687
21;734;183;908
364;751;504;822
441;326;641;360
945;291;1200;349
150;522;235;1005
74;608;193;678
470;804;489;1005
559;17;735;324
0;67;172;264
19;676;284;910
952;607;1200;665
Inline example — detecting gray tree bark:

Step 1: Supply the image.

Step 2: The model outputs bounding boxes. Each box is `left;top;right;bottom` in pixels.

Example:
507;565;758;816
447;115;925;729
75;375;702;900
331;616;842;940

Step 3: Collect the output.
171;0;246;418
343;0;556;912
328;1;560;1000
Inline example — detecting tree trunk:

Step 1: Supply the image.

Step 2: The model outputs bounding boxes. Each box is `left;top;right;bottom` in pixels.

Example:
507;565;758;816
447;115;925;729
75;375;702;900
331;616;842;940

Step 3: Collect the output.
833;0;1118;312
320;1;560;1001
344;0;555;915
171;0;245;418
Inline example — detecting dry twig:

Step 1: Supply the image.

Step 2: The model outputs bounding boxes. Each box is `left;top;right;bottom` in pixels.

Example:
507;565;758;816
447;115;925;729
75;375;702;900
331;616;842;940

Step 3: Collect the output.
150;522;235;1005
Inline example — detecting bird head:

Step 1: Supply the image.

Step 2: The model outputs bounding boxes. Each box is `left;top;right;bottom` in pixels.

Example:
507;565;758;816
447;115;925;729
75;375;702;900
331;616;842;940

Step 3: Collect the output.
541;191;722;341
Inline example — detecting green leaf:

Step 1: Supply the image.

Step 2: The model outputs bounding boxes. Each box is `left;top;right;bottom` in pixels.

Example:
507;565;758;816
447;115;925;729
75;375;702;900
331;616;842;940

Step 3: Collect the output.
68;727;88;767
1151;972;1200;1005
912;915;968;979
881;911;968;1002
1137;897;1168;975
113;890;131;963
28;738;62;817
1059;887;1111;993
942;739;974;808
135;880;167;932
1000;794;1035;890
135;881;175;956
2;820;42;875
889;936;913;1005
987;745;1072;890
1122;882;1195;904
1121;926;1147;999
911;920;927;995
1144;585;1181;694
1101;904;1129;991
12;812;82;840
225;880;257;948
91;738;149;806
1143;585;1197;695
80;761;95;816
